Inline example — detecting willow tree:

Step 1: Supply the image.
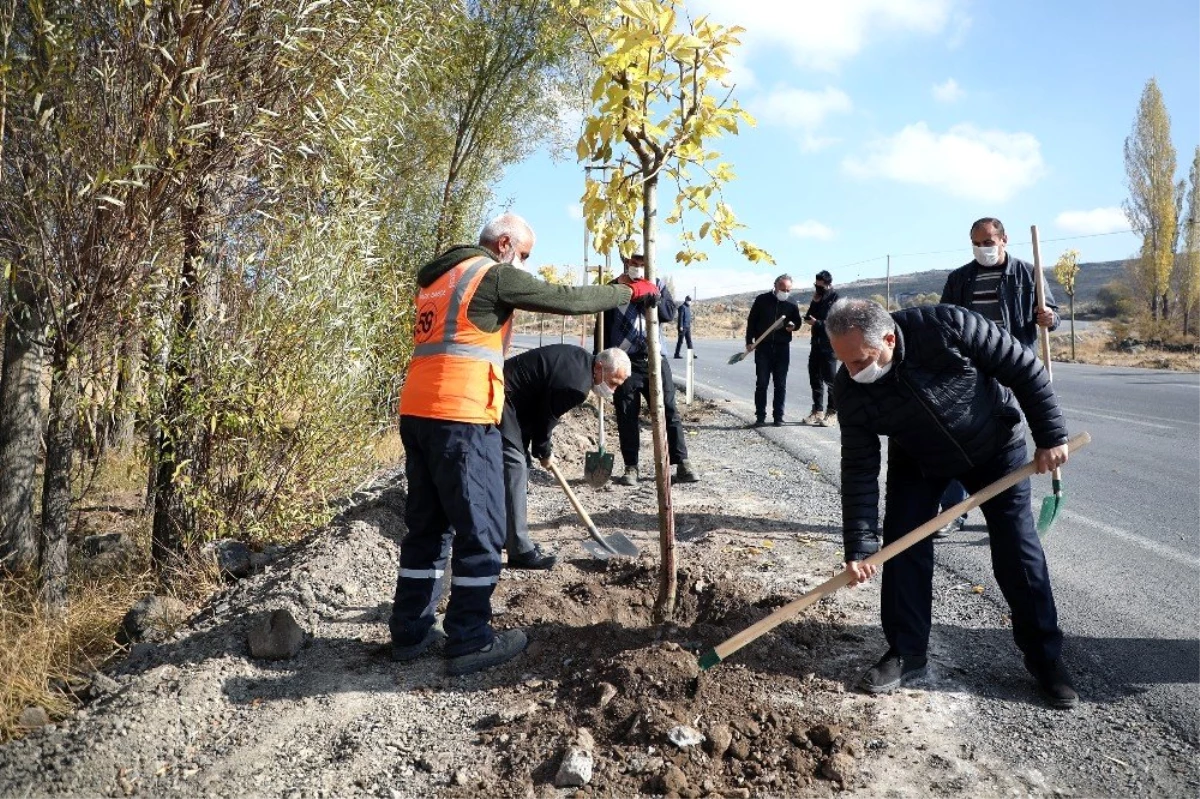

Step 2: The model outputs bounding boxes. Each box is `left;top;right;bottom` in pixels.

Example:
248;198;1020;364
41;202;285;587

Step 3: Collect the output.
1177;146;1200;336
1123;79;1182;321
1053;249;1081;359
567;0;771;620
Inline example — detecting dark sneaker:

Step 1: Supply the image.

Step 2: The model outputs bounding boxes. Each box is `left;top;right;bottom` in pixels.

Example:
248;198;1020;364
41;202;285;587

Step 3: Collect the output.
615;466;638;487
751;419;767;428
932;516;966;539
1025;657;1079;709
391;616;447;662
772;418;784;427
857;649;928;694
675;460;701;483
447;628;529;676
507;545;557;570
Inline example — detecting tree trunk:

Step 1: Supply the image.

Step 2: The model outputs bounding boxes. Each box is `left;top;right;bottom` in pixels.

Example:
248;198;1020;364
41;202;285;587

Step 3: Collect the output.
0;276;45;576
642;175;677;623
39;352;76;613
110;327;141;452
152;201;203;570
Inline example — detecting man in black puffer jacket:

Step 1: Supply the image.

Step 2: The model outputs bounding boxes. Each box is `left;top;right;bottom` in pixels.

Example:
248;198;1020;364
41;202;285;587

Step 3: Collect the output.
826;298;1077;709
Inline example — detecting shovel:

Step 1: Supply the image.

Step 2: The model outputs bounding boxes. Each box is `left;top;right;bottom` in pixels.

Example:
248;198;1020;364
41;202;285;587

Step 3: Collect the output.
729;315;789;364
546;461;639;559
584;399;614;488
697;431;1092;671
1030;225;1063;537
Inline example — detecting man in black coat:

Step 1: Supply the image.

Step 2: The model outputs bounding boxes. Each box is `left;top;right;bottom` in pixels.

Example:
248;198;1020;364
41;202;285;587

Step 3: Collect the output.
501;345;631;569
744;274;803;427
674;296;694;358
827;298;1077;709
802;270;840;426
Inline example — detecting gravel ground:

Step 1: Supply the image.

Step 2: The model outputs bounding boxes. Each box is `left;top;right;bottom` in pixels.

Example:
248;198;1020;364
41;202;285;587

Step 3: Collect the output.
0;396;1195;798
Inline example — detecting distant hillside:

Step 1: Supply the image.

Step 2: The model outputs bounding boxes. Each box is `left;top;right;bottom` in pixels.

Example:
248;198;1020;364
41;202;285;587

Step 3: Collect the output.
702;259;1129;316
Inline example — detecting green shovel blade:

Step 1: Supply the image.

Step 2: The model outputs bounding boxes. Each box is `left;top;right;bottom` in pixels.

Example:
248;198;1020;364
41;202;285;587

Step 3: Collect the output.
1036;478;1063;538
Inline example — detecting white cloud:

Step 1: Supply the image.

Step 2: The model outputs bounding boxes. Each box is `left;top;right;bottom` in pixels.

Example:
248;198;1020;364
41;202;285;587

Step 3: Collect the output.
690;0;964;72
1055;207;1129;235
842;122;1045;202
932;78;964;103
566;203;583;221
789;220;836;240
754;86;852;130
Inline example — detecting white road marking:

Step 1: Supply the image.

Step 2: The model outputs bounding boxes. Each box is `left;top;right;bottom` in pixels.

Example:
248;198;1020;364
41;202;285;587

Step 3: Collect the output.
1059;509;1200;567
1062;406;1179;430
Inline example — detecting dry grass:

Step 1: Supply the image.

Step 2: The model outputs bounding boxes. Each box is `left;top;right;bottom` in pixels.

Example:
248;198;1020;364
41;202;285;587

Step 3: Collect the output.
369;426;405;467
1050;323;1200;372
0;569;155;742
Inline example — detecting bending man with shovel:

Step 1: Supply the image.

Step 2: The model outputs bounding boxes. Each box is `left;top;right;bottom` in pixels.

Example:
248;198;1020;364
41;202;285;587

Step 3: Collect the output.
501;345;632;569
828;299;1079;709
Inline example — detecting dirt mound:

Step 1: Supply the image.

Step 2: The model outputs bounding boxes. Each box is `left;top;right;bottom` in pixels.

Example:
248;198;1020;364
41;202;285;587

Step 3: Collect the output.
468;561;866;798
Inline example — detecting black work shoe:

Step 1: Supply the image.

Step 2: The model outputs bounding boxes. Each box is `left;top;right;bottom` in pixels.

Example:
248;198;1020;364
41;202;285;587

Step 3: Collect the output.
932;516;966;539
615;466;638;486
772;418;784;427
447;628;529;676
857;649;928;694
751;419;767;428
675;460;701;483
507;545;557;570
391;616;447;662
1025;657;1079;709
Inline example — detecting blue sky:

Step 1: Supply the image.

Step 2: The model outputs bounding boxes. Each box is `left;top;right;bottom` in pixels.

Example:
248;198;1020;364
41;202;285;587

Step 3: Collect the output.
487;0;1200;300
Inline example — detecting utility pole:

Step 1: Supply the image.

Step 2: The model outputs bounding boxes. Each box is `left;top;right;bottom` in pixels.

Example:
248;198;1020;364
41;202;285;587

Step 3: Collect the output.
886;254;892;310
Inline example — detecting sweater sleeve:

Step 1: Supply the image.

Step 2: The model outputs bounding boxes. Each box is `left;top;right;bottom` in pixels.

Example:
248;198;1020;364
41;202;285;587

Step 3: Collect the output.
469;266;632;333
840;416;882;563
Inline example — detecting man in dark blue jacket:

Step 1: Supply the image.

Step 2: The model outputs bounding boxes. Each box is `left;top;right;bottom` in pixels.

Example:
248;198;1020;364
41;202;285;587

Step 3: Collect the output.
674;296;694;359
500;345;630;570
936;217;1061;535
744;275;803;427
802;270;840;426
827;298;1077;709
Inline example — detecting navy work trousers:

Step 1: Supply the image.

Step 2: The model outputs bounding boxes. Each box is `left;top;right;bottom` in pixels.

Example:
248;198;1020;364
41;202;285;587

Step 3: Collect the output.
807;345;837;414
881;438;1063;664
390;415;505;657
754;343;790;423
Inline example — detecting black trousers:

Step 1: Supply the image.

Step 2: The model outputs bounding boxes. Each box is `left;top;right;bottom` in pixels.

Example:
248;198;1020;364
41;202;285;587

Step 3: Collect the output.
613;356;688;467
391;416;505;657
754;343;790;422
881;438;1063;664
499;403;536;556
674;328;694;357
807;346;838;414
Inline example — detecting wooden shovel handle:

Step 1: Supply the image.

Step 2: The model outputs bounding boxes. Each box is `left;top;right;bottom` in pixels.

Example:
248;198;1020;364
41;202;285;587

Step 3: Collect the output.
1030;225;1061;481
703;431;1092;668
546;461;615;553
747;315;790;353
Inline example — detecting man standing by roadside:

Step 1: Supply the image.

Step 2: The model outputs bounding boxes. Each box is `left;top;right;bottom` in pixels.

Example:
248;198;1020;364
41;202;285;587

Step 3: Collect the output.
802;270;840;427
674;295;695;359
599;251;700;487
501;345;631;570
935;217;1061;536
391;214;658;675
828;298;1077;709
745;274;803;427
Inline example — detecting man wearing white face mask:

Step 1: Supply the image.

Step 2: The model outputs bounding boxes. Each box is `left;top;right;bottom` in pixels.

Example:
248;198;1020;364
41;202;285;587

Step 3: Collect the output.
936;218;1061;537
826;298;1078;710
745;274;804;427
499;345;631;569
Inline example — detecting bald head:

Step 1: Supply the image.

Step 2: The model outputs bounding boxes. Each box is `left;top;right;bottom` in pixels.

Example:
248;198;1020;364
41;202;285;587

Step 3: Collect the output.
479;213;535;268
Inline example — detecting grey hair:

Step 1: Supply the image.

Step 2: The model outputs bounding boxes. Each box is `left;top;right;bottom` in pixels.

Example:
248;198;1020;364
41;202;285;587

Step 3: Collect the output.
595;347;631;377
775;273;793;285
478;213;532;249
826;298;895;348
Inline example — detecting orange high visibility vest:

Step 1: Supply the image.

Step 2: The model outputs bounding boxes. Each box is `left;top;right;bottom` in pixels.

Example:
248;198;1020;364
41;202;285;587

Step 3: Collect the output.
398;256;512;424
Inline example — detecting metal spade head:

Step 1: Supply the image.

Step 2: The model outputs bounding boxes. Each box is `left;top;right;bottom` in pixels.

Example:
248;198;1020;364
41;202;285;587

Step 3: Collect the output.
584;449;614;488
581;531;640;559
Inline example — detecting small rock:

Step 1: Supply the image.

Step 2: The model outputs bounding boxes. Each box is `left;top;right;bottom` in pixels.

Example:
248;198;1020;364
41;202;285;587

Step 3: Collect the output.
451;769;469;786
88;672;120;698
18;706;50;729
117;595;189;645
573;728;596;752
668;725;705;748
725;790;751;799
820;752;856;784
247;609;305;660
497;700;539;724
596;682;619;708
81;532;126;557
807;723;841;749
729;738;752;761
785;750;812;773
706;724;733;759
733;718;761;738
555;747;594;787
660;765;688;793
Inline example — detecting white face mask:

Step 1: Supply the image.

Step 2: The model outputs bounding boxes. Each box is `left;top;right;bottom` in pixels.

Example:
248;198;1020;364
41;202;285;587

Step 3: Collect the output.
972;245;1001;267
592;382;614;400
775;289;791;301
626;266;645;280
850;357;893;384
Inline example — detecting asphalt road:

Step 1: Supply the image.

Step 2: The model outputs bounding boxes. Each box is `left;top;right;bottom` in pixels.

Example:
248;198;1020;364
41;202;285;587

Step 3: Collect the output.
668;333;1200;744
